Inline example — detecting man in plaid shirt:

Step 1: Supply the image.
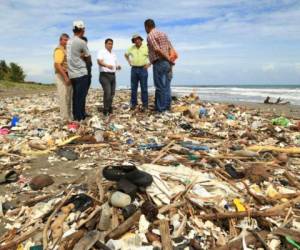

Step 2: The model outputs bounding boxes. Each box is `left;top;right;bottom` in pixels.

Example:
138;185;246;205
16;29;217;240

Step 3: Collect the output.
145;19;173;112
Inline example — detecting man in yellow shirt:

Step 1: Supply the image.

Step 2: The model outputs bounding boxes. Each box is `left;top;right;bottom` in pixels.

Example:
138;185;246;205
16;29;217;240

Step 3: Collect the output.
125;34;151;111
53;33;72;122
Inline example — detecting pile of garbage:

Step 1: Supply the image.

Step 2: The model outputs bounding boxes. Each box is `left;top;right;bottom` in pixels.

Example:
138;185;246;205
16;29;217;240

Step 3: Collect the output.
0;91;300;249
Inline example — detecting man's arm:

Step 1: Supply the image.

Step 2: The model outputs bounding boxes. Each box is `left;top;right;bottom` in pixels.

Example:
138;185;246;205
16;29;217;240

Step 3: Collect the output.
97;59;113;70
54;63;70;84
124;53;131;66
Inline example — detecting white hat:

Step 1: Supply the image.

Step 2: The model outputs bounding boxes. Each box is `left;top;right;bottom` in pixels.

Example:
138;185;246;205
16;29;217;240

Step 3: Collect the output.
73;20;85;29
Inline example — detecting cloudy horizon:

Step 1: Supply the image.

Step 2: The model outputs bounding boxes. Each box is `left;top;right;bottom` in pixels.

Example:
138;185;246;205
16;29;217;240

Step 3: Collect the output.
1;0;300;87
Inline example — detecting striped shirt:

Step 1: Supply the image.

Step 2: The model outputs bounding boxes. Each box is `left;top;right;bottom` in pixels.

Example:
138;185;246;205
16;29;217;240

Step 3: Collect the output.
147;28;171;63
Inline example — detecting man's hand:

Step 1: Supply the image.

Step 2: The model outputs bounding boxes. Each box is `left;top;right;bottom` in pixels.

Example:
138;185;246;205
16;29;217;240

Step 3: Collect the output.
64;76;71;85
116;65;121;70
144;63;151;70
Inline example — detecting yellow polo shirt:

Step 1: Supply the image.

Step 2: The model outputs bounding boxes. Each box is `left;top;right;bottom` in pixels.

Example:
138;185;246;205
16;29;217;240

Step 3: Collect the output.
126;43;149;66
54;48;64;64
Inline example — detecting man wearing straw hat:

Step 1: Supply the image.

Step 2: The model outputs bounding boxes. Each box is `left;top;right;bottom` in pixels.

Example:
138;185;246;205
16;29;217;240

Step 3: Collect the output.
125;34;151;111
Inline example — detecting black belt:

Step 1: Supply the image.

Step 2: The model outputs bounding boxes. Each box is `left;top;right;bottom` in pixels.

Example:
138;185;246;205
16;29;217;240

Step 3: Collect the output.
132;65;145;68
101;72;115;75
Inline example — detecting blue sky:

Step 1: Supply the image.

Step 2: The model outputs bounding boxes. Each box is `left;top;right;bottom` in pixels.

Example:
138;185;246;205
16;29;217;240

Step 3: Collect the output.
1;0;300;86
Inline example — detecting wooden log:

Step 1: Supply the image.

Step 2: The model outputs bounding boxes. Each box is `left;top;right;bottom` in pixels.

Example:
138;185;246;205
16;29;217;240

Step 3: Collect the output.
247;145;300;154
96;168;105;203
159;219;173;250
105;210;141;240
283;171;300;189
267;195;300;213
199;209;284;221
159;201;185;214
273;228;300;243
76;206;101;229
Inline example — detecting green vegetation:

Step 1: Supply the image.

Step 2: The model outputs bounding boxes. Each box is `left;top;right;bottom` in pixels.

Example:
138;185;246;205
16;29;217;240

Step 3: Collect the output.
0;80;55;90
0;60;26;82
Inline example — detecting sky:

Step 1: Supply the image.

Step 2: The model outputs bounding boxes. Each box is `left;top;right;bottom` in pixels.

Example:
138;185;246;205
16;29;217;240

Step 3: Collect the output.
1;0;300;87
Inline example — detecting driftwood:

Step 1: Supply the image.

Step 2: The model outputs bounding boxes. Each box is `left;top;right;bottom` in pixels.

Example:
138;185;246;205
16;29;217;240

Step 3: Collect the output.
283;171;300;189
105;210;142;240
59;230;85;250
247;145;300;154
76;206;101;229
216;231;268;250
159;219;173;250
273;227;300;243
96;168;105;203
199;209;284;221
151;140;175;164
264;96;290;105
0;223;42;250
43;189;74;250
159;201;185;214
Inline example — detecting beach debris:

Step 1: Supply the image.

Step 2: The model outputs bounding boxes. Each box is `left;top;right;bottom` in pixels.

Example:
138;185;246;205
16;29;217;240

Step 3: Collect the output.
0;90;300;249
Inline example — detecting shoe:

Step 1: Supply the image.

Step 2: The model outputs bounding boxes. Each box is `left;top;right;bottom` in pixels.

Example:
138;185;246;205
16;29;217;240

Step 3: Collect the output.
117;178;138;199
224;164;245;179
130;106;137;111
103;111;109;116
64;193;93;212
102;165;153;187
109;107;113;114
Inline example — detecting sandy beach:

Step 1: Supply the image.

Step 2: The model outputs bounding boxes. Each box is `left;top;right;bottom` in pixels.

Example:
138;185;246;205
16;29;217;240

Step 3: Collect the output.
1;86;300;248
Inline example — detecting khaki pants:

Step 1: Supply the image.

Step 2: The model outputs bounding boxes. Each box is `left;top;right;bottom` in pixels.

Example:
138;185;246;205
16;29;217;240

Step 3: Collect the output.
55;73;72;121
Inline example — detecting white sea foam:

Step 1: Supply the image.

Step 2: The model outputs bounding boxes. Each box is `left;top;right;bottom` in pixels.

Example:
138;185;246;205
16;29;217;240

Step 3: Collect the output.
149;86;300;105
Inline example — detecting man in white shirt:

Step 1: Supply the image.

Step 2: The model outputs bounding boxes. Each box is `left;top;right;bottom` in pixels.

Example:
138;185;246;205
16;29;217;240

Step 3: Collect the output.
97;38;121;116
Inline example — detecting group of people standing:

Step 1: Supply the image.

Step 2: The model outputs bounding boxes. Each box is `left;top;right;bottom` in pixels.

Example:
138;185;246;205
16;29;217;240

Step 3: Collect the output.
53;19;177;123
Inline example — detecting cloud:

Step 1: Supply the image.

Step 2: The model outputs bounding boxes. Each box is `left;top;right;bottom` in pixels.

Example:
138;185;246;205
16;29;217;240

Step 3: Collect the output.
0;0;299;85
262;63;276;72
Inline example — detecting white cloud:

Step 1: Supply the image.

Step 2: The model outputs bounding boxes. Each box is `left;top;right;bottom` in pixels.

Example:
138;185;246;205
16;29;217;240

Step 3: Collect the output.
0;0;300;84
262;63;276;72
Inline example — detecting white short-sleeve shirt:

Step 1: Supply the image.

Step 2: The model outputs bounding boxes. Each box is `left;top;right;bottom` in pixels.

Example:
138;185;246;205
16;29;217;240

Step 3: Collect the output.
97;49;118;73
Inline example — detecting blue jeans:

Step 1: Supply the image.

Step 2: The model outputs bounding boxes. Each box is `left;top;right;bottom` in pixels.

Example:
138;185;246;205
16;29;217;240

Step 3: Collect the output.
71;75;89;121
153;60;172;112
130;67;148;107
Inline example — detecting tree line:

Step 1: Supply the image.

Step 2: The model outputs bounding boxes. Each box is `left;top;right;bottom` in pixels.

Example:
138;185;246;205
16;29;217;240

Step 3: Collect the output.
0;60;26;82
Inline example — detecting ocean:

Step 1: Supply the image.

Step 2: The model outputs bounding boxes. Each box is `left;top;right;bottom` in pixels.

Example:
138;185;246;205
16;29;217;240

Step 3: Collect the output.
164;85;300;105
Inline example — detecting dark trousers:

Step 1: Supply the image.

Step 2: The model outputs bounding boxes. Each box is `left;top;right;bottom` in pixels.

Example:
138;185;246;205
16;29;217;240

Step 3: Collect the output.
130;66;148;108
99;72;116;113
71;75;89;121
153;60;172;112
87;74;92;91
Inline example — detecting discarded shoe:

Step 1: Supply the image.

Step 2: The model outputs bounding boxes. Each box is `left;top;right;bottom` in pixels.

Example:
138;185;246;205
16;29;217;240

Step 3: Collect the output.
56;148;79;161
0;170;18;185
103;165;137;182
29;174;54;190
64;193;93;212
117;178;138;199
123;169;153;188
103;165;153;187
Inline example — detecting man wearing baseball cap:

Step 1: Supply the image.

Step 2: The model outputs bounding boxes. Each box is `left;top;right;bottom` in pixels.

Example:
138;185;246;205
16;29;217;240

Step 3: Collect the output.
125;34;150;111
67;20;91;121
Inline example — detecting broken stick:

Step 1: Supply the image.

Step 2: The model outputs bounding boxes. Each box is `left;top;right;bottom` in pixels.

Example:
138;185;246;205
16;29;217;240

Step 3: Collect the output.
105;210;141;240
159;219;173;250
